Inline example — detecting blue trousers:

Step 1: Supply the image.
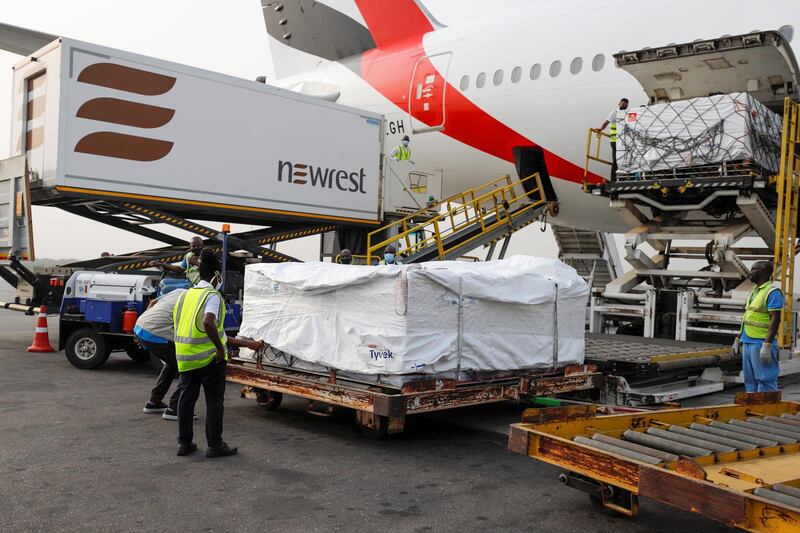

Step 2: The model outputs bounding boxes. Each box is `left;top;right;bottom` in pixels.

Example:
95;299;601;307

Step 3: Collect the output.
742;341;779;392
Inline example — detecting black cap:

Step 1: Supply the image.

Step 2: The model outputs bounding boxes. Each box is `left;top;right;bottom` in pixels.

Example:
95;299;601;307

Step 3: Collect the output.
402;135;410;141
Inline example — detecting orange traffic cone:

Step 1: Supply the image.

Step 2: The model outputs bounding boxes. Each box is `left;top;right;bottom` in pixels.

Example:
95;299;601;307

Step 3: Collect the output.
27;305;55;353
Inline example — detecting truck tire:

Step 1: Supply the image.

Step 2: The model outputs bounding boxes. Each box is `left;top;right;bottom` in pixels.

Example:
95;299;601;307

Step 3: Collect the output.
255;389;283;411
65;328;111;370
126;345;151;363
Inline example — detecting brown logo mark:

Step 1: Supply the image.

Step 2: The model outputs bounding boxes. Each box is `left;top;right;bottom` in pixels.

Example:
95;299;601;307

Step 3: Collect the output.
77;98;175;129
292;163;308;184
75;132;174;162
77;63;176;96
75;63;177;161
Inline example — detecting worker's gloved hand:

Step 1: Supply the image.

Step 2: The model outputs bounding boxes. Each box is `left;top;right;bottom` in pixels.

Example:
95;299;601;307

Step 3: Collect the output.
759;343;773;365
731;337;741;356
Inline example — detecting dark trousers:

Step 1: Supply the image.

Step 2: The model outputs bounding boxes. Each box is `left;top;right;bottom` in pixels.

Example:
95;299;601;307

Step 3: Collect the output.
140;339;181;410
177;359;227;448
610;141;617;180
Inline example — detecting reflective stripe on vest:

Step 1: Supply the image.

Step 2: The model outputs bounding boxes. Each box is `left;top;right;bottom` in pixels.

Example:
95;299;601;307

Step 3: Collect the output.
396;145;410;160
610;121;617;143
742;281;780;339
184;252;201;285
173;287;227;372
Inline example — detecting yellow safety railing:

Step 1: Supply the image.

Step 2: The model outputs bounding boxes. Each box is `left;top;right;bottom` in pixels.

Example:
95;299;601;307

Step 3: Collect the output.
366;173;546;263
773;98;800;349
583;128;613;191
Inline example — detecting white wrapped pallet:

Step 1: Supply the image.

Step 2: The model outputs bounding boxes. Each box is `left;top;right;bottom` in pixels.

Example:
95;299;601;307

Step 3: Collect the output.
238;256;588;378
617;92;783;176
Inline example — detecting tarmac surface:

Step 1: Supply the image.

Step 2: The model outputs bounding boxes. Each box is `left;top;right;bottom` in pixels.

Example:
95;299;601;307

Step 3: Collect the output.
3;310;798;532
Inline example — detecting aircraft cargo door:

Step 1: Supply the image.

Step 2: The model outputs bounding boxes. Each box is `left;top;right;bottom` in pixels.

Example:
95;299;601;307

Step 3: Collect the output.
408;52;452;134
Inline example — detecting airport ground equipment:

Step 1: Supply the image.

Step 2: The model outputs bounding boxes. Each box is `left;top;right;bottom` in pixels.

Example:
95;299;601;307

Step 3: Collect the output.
552;225;620;289
58;270;243;369
509;391;800;531
228;354;602;438
583;32;800;358
366;173;550;264
58;229;242;369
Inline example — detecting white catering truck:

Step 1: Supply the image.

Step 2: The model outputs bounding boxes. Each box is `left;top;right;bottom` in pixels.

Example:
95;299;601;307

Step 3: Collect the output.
5;37;440;234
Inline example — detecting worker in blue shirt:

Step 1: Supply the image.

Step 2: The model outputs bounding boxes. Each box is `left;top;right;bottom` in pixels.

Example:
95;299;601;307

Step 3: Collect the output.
135;289;187;419
732;261;783;392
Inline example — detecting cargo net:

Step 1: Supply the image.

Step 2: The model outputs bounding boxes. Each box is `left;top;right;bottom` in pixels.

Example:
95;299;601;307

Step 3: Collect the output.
615;92;783;181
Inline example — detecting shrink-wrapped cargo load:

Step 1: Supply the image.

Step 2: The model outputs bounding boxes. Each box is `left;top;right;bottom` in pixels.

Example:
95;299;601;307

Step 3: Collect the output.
616;92;783;177
237;256;588;381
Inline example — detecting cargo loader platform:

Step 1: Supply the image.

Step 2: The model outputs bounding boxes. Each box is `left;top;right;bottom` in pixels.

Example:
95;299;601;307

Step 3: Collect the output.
227;355;602;438
508;391;800;531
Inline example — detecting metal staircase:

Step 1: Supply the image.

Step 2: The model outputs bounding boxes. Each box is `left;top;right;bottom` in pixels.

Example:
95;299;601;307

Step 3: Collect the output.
552;225;620;288
366;173;548;263
773;98;800;348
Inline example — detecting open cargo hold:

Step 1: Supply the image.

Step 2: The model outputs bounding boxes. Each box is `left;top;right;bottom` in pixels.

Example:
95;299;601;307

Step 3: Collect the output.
11;38;384;225
616;92;783;177
238;256;588;381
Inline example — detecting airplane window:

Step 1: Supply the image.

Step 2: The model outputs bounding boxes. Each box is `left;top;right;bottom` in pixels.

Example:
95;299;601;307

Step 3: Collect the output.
592;54;605;72
549;60;562;77
530;63;541;80
493;69;504;86
460;75;470;91
780;25;794;42
570;57;583;75
511;66;522;83
476;72;486;88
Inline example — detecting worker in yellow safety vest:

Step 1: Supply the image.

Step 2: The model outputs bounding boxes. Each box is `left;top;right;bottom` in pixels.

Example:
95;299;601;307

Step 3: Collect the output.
599;98;628;180
172;249;264;457
150;236;203;285
731;260;783;392
390;135;413;162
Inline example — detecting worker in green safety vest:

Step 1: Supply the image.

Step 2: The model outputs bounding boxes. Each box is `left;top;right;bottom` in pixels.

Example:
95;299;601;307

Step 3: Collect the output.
172;249;264;457
150;236;203;285
599;98;628;180
390;135;413;162
731;260;783;392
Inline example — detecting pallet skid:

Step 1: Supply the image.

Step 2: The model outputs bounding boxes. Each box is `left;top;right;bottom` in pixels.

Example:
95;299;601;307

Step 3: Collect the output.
227;358;602;436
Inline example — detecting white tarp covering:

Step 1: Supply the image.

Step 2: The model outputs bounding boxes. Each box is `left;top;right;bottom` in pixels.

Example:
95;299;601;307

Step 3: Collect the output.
617;92;783;175
238;256;588;377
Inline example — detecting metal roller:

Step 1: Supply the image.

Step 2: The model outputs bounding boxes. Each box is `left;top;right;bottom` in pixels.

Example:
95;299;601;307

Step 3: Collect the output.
690;423;778;448
573;436;663;465
668;425;756;450
746;417;800;438
781;413;800;421
711;421;796;445
767;415;800;428
592;433;679;462
773;484;800;500
735;419;800;441
646;428;736;453
623;430;712;457
753;487;800;510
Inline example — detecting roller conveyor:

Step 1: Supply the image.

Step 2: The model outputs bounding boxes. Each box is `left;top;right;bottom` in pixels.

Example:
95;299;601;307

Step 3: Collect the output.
509;392;800;530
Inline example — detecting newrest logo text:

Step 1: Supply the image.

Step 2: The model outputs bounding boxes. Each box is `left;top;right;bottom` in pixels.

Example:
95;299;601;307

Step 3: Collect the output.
278;161;367;194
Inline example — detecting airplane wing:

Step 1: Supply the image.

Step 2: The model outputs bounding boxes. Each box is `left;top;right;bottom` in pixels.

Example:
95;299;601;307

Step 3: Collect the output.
0;22;57;55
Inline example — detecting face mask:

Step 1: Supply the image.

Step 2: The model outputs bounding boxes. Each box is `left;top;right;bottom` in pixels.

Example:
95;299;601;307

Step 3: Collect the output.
402;140;409;147
384;253;395;264
212;273;222;290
